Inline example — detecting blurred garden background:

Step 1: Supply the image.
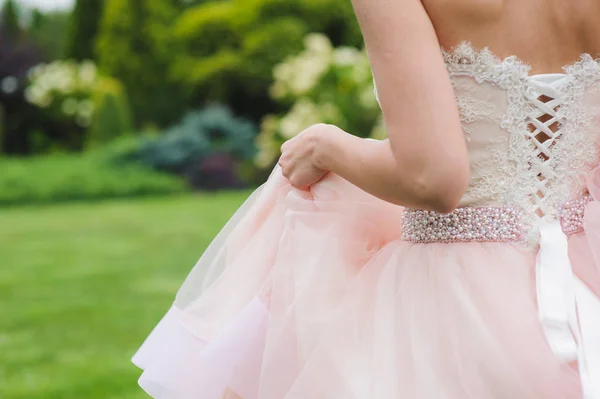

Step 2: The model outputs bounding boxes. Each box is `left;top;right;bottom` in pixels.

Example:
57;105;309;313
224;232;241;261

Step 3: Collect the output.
0;0;383;397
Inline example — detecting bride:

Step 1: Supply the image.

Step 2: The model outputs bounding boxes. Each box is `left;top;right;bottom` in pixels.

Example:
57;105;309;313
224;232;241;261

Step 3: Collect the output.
132;0;600;397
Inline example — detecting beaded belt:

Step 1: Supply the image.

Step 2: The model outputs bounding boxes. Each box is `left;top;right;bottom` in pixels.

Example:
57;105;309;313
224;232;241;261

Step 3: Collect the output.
401;195;592;243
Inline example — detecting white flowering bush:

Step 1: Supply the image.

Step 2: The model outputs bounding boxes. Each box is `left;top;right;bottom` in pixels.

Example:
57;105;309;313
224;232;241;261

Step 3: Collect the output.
255;33;385;168
25;60;100;128
24;60;132;148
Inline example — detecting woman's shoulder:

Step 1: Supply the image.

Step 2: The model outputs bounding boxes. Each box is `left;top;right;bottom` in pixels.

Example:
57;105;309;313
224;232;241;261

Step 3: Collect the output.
421;0;506;26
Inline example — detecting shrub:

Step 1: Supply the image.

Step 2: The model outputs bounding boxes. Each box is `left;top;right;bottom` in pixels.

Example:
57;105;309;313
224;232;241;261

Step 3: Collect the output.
87;79;133;148
26;60;97;128
255;33;384;168
0;150;187;206
121;105;258;190
24;60;132;149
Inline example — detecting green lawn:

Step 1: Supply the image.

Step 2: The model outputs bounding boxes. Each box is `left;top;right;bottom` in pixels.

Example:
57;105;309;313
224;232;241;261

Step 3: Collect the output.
0;192;250;399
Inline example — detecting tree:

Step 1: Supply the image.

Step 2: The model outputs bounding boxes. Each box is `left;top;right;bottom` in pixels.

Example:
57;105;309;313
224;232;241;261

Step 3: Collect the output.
65;0;104;61
0;24;49;154
30;8;44;30
96;0;186;128
1;0;21;39
27;10;70;61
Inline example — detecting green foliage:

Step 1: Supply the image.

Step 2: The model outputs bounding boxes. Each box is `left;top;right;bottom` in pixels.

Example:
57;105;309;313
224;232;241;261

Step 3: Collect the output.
174;0;362;120
170;1;245;102
237;0;361;47
240;17;308;93
1;0;21;39
0;149;187;206
65;0;105;61
175;1;239;56
96;0;186;127
26;10;70;61
87;79;133;148
255;33;384;168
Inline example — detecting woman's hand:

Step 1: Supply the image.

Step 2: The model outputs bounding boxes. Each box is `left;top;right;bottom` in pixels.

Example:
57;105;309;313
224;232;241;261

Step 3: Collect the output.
278;124;332;190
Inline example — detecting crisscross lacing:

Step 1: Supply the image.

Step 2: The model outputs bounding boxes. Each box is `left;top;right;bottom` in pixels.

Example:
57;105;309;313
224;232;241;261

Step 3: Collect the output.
524;80;564;218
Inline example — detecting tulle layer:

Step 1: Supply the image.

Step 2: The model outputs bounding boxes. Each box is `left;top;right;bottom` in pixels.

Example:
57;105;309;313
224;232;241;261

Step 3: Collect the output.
133;167;600;399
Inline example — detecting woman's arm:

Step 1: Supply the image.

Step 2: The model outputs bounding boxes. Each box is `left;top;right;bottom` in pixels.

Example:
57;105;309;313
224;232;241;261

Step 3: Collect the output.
280;0;469;213
312;131;464;213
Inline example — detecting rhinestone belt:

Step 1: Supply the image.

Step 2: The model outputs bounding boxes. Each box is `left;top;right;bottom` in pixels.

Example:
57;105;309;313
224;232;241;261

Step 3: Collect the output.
402;195;592;243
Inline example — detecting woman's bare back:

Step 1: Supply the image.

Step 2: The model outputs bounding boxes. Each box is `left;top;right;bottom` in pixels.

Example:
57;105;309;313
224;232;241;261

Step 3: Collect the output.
422;0;600;74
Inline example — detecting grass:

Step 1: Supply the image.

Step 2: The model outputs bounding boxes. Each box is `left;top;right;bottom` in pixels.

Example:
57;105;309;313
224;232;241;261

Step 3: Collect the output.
0;192;250;399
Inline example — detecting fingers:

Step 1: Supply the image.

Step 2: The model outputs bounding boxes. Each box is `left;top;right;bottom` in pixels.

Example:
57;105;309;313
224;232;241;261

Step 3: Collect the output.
280;138;292;156
279;162;304;190
288;177;309;191
278;159;293;184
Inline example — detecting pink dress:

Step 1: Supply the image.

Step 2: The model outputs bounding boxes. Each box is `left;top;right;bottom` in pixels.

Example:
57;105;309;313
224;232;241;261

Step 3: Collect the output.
132;42;600;399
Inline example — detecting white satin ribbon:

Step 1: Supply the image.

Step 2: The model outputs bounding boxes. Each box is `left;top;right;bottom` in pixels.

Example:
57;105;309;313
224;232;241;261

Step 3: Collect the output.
536;220;579;360
535;219;600;398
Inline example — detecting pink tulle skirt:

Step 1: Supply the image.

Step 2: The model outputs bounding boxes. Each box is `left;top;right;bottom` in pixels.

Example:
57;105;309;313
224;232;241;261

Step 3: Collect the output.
132;167;600;399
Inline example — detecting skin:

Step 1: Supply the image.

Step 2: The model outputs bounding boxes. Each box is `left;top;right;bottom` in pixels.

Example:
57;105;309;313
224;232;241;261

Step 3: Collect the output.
279;0;600;213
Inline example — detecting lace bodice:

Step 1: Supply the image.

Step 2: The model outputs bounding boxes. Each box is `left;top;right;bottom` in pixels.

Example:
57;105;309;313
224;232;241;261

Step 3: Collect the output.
377;42;600;241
